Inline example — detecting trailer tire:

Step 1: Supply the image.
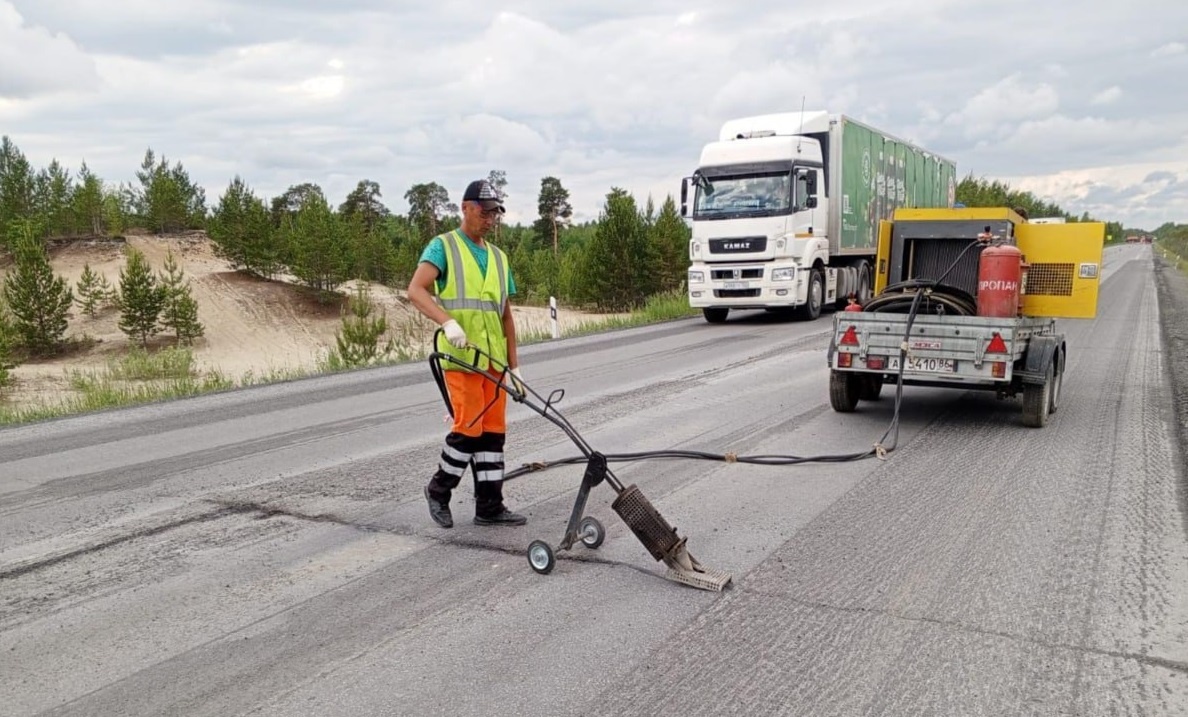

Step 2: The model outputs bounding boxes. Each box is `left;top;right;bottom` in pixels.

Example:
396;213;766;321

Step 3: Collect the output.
857;373;884;401
797;269;824;321
703;307;729;324
1021;360;1054;427
830;370;860;412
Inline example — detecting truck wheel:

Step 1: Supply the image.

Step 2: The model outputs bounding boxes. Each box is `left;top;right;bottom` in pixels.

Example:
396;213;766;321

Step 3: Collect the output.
856;260;873;303
857;374;884;401
830;370;860;412
703;307;729;323
1021;360;1054;427
797;269;824;321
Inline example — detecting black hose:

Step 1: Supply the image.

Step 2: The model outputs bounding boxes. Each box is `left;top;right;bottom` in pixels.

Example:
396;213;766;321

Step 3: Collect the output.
429;237;988;480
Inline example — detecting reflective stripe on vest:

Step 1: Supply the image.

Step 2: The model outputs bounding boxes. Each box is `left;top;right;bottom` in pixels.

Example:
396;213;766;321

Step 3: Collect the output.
434;230;510;371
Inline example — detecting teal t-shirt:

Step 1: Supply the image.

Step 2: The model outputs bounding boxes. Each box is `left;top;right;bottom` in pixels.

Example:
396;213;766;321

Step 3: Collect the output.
419;230;517;296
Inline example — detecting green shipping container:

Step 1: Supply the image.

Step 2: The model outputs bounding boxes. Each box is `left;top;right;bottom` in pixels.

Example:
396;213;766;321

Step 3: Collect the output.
832;116;956;254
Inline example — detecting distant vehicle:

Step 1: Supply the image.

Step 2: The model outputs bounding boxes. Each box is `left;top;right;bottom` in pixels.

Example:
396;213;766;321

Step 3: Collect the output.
681;111;956;323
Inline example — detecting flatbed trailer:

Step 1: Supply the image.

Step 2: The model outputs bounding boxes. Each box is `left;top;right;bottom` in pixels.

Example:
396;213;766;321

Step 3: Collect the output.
828;313;1065;427
824;206;1105;428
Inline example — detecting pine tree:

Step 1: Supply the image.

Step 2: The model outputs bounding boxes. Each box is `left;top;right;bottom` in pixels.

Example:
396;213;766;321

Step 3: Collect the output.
331;284;394;367
534;176;573;255
1;221;73;355
209;176;281;278
581;188;649;311
649;195;692;293
75;263;105;318
72;162;105;235
0;300;17;390
158;250;204;345
117;247;166;347
285;191;351;293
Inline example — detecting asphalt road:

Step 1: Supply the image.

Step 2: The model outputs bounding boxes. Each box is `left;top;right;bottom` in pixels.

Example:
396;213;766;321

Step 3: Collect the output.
2;244;1186;716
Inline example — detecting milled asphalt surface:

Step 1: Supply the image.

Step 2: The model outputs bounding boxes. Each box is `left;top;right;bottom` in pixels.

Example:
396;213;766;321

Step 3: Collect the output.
0;244;1185;716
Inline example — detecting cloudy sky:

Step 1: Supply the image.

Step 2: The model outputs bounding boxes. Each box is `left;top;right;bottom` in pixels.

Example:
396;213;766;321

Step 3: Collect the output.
2;0;1186;230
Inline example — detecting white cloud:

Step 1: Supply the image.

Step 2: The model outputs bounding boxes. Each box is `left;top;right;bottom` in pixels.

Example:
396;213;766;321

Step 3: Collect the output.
1090;86;1122;105
1151;41;1185;58
942;74;1061;139
1;0;1187;228
0;1;98;98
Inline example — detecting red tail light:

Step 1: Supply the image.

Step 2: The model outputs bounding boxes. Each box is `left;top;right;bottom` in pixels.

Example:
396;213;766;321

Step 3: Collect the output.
840;325;859;346
986;332;1008;354
837;353;853;368
866;356;885;370
991;361;1006;378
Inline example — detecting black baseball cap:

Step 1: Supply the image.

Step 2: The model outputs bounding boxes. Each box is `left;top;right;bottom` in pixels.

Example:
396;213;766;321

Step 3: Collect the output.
462;179;505;213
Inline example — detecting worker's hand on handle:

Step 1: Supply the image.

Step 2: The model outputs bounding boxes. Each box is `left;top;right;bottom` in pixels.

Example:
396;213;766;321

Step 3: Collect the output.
510;366;525;394
442;319;468;348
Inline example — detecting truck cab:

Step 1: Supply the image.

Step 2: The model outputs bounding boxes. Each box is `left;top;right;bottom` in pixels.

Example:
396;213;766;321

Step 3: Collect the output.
683;118;831;323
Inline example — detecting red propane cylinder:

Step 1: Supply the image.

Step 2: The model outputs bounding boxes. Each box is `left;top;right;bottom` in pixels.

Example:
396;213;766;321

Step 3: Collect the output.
977;244;1025;317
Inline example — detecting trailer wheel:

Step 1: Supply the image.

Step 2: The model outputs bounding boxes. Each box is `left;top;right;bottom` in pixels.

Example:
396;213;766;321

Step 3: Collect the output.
857;374;884;401
856;260;873;303
830;370;860;412
1021;360;1054;428
703;308;729;324
798;269;824;321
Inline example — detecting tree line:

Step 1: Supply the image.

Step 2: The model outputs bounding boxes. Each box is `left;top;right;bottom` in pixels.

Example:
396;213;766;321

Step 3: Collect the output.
954;174;1125;242
0;135;692;313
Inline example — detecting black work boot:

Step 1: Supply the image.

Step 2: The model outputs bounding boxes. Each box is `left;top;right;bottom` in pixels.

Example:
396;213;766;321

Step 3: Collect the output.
473;508;527;526
424;486;453;529
474;477;526;526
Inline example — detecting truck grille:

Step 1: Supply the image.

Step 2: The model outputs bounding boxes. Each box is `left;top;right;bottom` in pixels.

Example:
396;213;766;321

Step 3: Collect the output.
711;268;764;280
709;237;767;254
714;289;761;298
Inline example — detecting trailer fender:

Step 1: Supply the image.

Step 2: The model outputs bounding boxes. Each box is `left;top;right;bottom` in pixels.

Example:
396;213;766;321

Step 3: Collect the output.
1019;335;1064;385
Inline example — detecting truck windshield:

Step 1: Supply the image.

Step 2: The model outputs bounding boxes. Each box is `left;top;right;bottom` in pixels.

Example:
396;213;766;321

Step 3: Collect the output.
693;172;792;220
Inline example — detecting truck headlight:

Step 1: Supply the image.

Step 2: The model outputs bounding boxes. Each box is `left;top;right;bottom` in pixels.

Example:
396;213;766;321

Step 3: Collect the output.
771;268;795;281
688;270;704;284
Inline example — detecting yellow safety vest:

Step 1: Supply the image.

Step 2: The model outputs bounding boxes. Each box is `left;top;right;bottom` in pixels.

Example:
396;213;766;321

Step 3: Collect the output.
434;229;511;372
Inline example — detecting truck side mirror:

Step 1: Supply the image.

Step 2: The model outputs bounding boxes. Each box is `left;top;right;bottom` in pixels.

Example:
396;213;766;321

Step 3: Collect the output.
680;177;688;216
805;196;818;209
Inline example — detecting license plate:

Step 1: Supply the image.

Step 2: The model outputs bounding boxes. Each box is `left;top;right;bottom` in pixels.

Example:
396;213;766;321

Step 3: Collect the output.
723;281;751;290
887;356;956;373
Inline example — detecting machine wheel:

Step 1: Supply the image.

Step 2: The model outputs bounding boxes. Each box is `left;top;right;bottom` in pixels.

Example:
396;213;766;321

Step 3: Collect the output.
857;373;884;401
1021;360;1054;428
703;307;729;324
830;370;860;412
527;540;555;575
797;268;824;321
578;517;605;549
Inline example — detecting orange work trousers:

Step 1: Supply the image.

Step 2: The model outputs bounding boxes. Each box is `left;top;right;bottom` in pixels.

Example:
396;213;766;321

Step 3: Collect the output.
443;369;507;437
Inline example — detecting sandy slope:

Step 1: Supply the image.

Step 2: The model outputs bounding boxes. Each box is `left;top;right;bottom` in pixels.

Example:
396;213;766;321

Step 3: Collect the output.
1;232;616;411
